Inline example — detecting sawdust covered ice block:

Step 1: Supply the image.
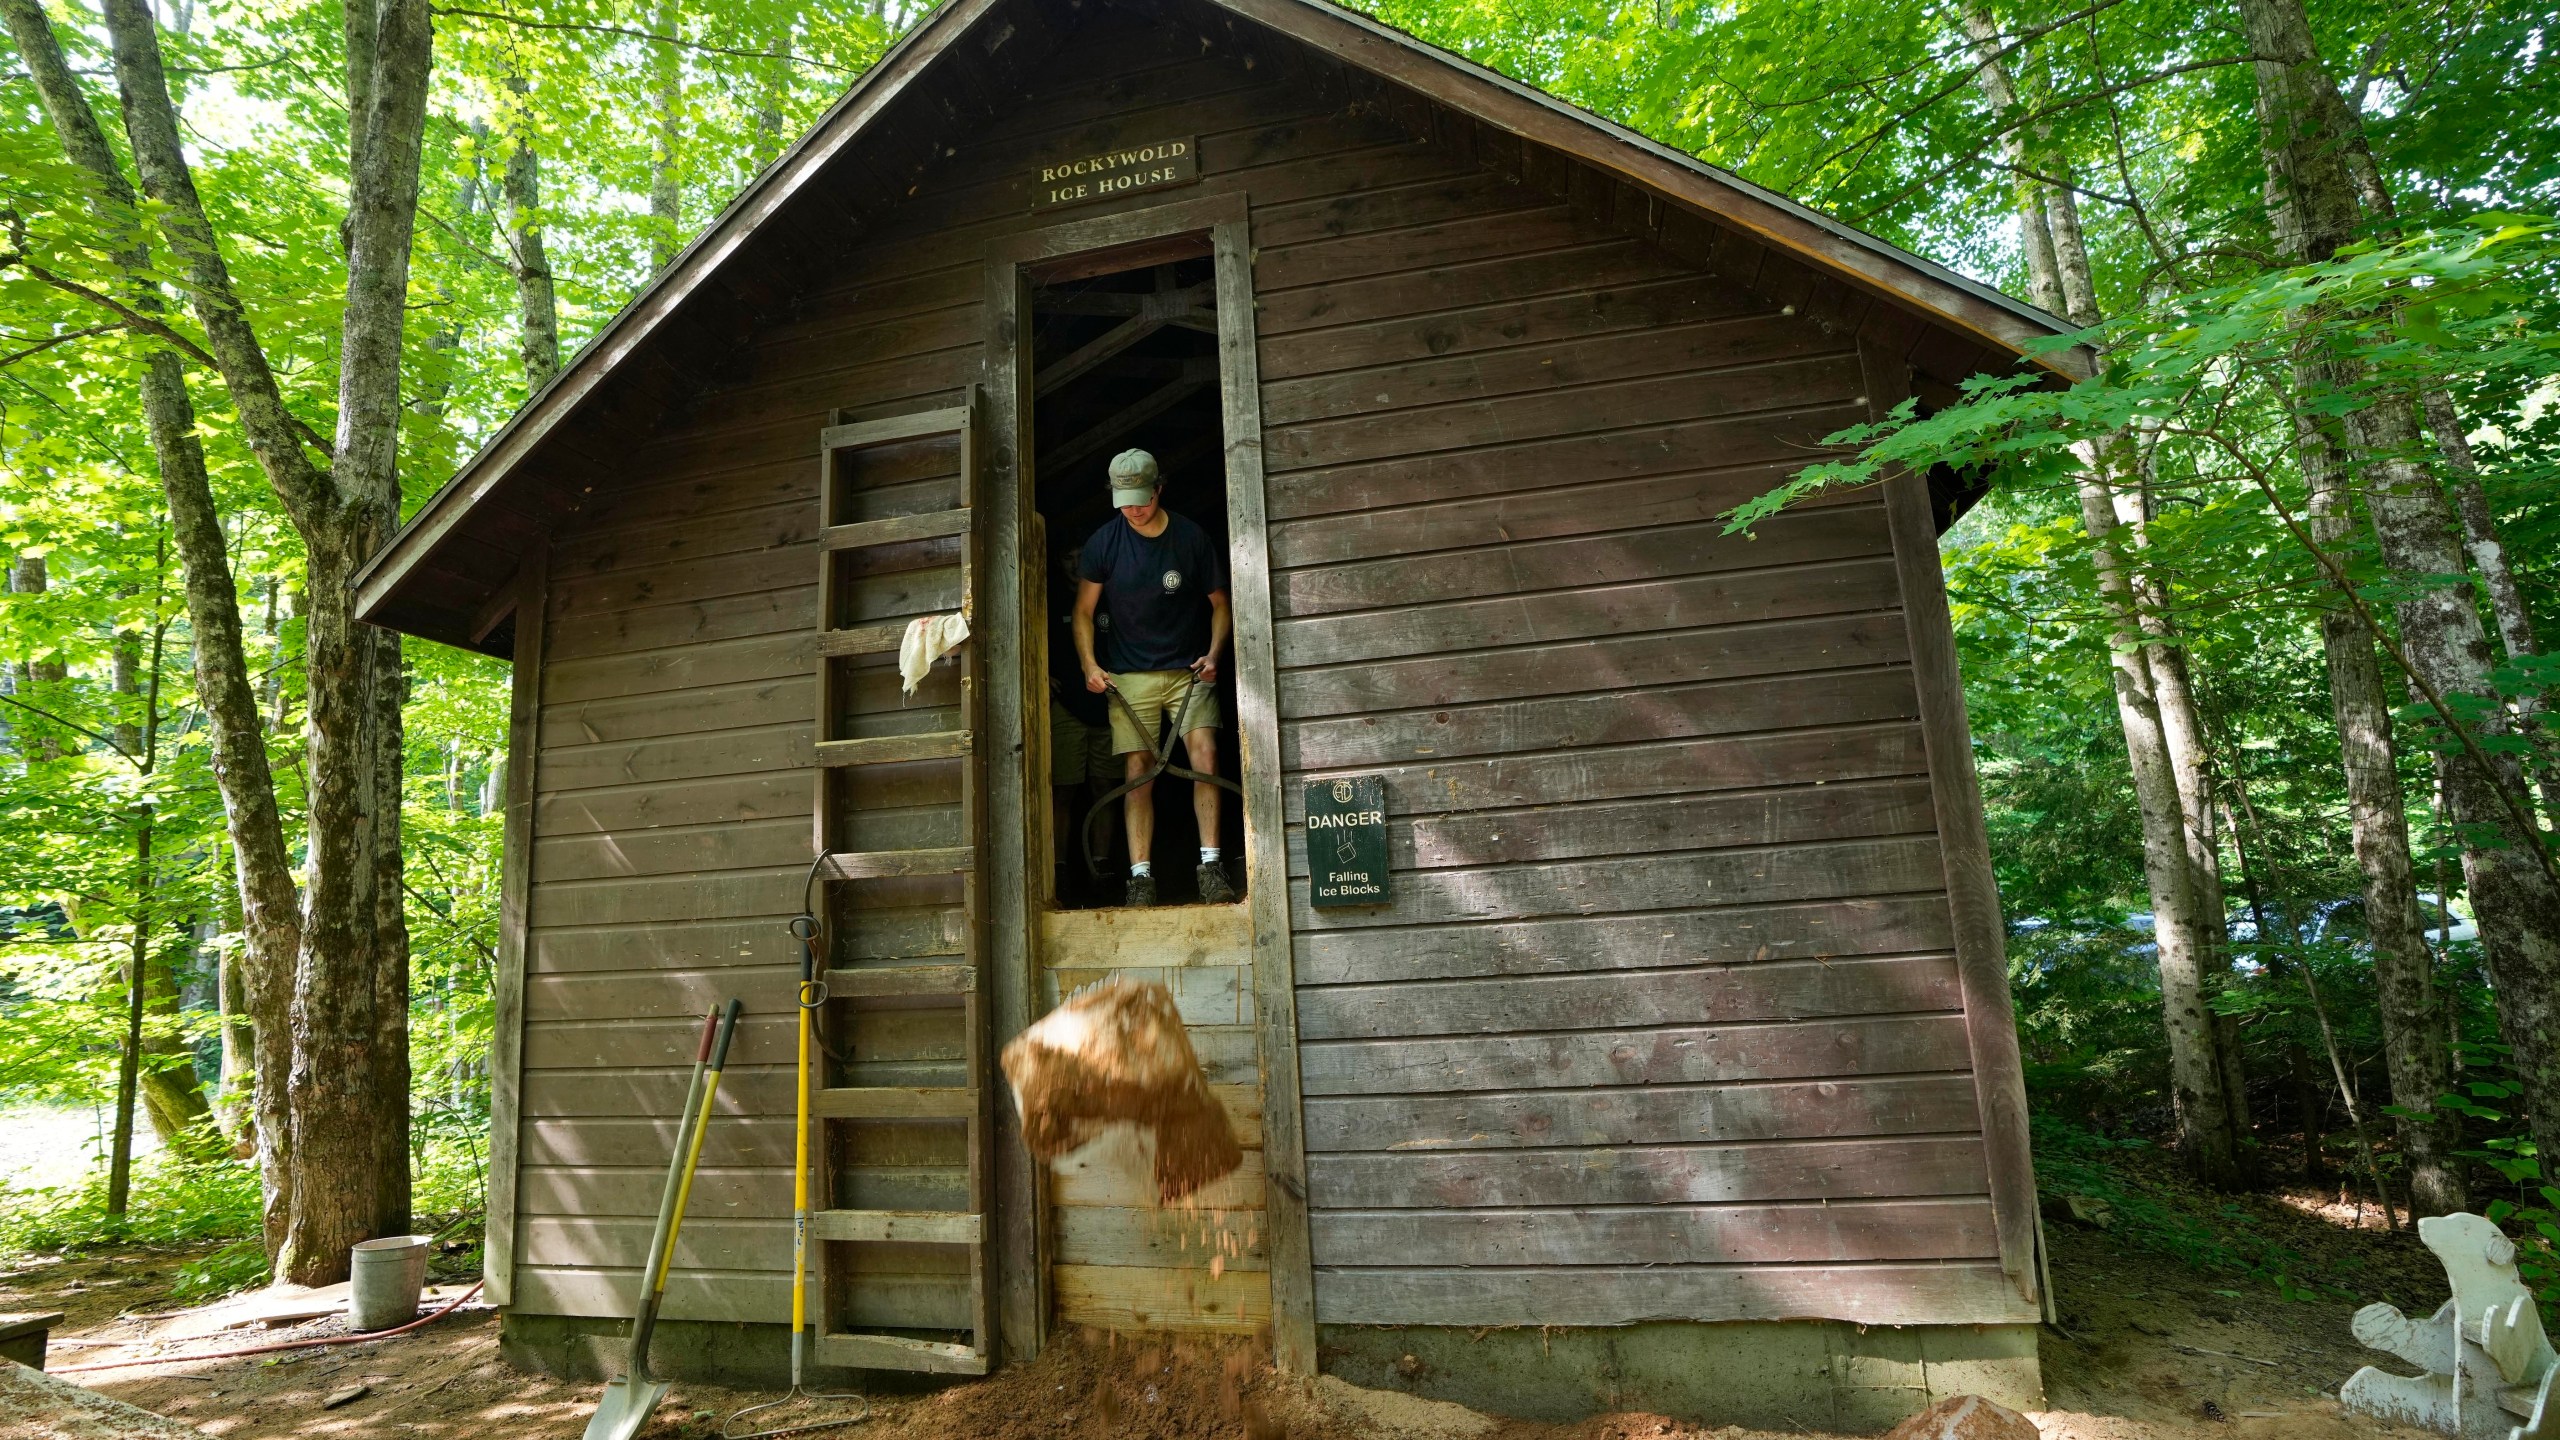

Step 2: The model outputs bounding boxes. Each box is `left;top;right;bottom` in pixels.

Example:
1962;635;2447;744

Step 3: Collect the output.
1881;1395;2040;1440
1002;975;1242;1204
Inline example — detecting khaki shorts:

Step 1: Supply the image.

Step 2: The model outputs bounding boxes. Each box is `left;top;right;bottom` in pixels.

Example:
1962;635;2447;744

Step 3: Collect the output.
1105;669;1223;756
1049;701;1116;788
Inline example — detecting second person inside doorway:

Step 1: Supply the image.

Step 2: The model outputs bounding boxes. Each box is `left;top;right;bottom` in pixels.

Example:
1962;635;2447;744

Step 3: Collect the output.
1071;448;1235;907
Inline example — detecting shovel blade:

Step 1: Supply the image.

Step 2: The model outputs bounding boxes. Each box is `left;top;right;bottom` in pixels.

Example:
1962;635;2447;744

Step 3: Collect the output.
582;1372;671;1440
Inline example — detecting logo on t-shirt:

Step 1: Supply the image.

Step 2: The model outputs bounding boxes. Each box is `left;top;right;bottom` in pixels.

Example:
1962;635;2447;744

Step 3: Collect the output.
1161;569;1183;593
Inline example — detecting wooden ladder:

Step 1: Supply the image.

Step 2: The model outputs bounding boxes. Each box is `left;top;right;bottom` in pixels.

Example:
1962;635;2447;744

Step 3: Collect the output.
807;393;993;1375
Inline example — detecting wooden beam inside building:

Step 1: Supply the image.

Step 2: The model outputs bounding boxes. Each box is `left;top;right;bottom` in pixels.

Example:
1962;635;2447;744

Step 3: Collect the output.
1039;360;1217;477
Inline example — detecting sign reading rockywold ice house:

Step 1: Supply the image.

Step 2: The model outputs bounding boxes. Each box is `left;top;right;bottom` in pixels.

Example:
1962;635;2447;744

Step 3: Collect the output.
1031;135;1199;210
1304;775;1388;909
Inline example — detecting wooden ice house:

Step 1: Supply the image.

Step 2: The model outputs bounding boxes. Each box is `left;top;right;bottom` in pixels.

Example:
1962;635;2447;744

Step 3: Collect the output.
354;0;2083;1423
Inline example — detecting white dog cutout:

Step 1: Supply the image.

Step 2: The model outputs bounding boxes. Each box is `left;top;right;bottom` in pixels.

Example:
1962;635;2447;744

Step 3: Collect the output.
2341;1213;2558;1440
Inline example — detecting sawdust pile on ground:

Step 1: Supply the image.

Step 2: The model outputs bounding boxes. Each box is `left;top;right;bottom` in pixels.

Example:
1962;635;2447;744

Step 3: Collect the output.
1002;975;1241;1203
844;1330;1743;1440
859;1330;1284;1440
1307;1374;1495;1439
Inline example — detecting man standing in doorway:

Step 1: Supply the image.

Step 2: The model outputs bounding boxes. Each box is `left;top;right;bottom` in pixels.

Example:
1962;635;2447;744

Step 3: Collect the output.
1073;449;1236;907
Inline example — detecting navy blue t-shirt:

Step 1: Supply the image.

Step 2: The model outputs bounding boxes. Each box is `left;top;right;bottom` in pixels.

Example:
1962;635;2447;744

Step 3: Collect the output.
1079;511;1226;673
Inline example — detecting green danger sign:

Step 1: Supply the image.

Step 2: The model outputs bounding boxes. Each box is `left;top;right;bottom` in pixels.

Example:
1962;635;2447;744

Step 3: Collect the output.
1305;776;1388;909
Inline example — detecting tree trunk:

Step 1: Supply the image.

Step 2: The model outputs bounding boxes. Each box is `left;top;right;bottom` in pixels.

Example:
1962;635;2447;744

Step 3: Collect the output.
2292;1037;2328;1183
343;0;376;180
2237;0;2552;1188
498;73;562;391
2356;401;2560;1186
750;23;793;172
2109;457;2252;1146
216;920;255;1148
413;132;479;461
115;602;218;1160
108;816;152;1222
1961;9;2062;315
649;0;684;271
2149;632;2254;1125
99;0;337;524
95;0;433;1282
371;635;413;1236
2295;409;2468;1214
286;0;433;1268
2420;389;2560;825
1964;18;2251;1182
138;915;220;1157
2329;90;2560;833
6;555;69;762
2074;473;2248;1186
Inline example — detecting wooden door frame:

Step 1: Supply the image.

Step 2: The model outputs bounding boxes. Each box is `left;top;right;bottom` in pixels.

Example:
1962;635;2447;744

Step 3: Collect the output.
982;190;1317;1371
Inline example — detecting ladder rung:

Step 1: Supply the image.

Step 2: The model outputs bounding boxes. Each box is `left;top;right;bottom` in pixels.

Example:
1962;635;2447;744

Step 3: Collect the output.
816;731;970;767
816;1332;987;1375
821;846;973;880
825;964;976;995
810;1208;983;1244
821;406;968;455
820;509;971;552
816;621;909;658
815;613;975;658
814;1086;977;1120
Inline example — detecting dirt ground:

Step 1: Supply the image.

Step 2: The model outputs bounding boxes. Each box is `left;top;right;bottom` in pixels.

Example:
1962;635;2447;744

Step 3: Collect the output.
0;1186;2459;1440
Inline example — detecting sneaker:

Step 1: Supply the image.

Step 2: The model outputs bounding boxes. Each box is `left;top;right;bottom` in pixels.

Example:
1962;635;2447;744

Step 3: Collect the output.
1126;873;1158;907
1197;861;1238;905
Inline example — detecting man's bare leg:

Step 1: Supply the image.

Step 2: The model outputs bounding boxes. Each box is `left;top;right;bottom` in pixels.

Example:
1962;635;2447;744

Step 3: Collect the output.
1184;727;1220;843
1121;751;1155;865
1184;727;1236;902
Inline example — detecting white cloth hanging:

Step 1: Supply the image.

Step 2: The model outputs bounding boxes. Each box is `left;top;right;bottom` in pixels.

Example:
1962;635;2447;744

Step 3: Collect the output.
898;612;970;696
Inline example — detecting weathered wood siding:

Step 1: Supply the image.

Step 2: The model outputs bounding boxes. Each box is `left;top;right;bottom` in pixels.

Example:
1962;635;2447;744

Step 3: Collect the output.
1248;139;2020;1327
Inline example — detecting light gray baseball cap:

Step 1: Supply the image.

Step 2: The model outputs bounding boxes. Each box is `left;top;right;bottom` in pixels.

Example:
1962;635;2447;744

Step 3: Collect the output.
1108;449;1160;507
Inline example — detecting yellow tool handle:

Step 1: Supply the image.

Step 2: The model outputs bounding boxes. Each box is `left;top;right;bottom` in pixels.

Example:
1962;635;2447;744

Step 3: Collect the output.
791;983;814;1334
660;998;742;1297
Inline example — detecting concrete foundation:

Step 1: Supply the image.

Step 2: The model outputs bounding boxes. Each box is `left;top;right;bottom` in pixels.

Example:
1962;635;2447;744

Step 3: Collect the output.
501;1311;2041;1431
1316;1321;2044;1434
500;1314;880;1392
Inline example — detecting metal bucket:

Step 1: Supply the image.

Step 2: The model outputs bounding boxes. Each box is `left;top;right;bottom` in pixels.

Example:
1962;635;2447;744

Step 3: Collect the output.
348;1235;433;1331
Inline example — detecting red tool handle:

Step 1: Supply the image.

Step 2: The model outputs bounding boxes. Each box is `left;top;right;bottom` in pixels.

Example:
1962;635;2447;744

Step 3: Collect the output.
693;1008;719;1063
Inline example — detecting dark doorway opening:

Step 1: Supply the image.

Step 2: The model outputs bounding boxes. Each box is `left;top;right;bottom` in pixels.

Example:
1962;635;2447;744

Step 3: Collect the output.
1031;255;1247;910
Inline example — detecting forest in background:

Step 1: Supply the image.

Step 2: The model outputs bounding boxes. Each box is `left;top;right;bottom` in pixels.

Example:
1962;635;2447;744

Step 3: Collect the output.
2;0;2557;1307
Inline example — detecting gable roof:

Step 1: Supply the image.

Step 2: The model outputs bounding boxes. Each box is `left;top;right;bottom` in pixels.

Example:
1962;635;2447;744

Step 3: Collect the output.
357;0;2084;653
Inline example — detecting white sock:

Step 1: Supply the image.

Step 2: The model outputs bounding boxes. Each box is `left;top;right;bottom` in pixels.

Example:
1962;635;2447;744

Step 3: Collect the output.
1130;862;1152;878
1200;847;1221;864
